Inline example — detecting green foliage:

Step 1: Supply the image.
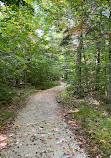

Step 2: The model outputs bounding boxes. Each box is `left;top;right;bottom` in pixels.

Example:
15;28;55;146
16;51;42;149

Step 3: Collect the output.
13;86;36;102
27;56;60;87
59;88;111;157
0;1;61;103
57;0;111;100
0;84;16;104
0;0;111;156
0;110;13;126
74;104;111;157
35;81;60;90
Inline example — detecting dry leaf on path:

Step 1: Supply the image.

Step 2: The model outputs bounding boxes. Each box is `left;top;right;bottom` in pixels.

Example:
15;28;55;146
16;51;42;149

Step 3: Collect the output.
70;148;73;152
43;128;46;131
16;124;21;128
0;135;7;141
63;147;66;151
42;137;45;141
47;137;52;139
53;128;58;132
50;145;54;148
0;141;9;149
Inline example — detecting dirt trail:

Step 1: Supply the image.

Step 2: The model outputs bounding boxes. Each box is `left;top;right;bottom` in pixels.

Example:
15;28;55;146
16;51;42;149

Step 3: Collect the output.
0;82;87;158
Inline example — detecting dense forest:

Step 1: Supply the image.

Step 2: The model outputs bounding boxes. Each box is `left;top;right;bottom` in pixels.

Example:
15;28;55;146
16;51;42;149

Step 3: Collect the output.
0;0;111;103
0;0;111;157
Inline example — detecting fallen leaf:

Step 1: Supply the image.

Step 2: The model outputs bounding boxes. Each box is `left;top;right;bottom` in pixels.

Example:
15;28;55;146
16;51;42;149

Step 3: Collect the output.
47;150;53;153
42;137;45;141
24;154;30;157
43;128;46;131
6;141;9;145
50;145;54;148
63;147;66;151
92;146;97;151
0;135;7;141
68;109;79;114
0;142;7;149
48;137;52;139
53;128;58;132
68;120;75;124
31;135;36;139
70;148;73;152
16;124;21;128
100;139;106;143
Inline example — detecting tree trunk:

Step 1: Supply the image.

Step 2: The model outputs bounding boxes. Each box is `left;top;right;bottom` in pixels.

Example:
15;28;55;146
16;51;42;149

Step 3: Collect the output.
95;41;100;91
76;31;83;95
83;45;89;90
108;1;111;100
108;34;111;100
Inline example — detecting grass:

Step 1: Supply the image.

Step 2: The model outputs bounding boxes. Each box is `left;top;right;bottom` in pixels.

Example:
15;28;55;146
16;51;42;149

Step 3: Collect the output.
13;86;36;102
75;104;111;156
0;111;13;126
0;86;36;129
58;86;111;157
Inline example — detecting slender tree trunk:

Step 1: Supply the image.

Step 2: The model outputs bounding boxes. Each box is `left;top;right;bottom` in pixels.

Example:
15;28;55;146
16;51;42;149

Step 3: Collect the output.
76;31;83;95
95;41;100;90
108;0;111;100
108;38;111;99
104;42;108;97
23;48;27;87
108;33;111;99
83;44;88;84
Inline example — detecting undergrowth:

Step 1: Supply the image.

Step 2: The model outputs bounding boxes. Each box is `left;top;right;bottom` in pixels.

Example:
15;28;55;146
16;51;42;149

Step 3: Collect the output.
58;85;111;157
36;81;60;90
0;86;36;128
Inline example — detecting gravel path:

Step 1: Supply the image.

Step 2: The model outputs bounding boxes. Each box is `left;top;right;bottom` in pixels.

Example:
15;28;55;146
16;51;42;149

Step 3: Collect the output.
0;83;87;158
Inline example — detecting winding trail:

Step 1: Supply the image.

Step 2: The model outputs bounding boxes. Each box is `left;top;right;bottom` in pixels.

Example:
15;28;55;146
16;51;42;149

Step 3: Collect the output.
1;83;87;158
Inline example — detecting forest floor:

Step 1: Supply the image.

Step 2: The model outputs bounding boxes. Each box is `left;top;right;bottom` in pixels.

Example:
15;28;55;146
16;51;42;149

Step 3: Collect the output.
57;86;111;158
0;82;88;158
